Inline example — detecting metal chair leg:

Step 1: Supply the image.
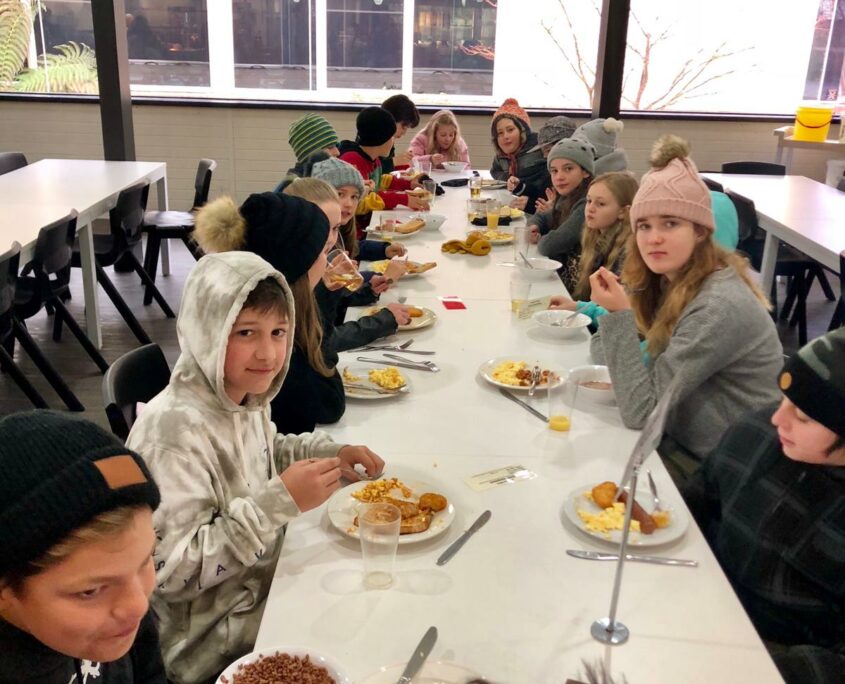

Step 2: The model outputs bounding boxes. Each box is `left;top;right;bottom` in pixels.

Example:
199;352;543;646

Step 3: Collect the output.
95;264;153;345
129;253;175;318
0;343;49;408
143;233;161;306
51;296;110;373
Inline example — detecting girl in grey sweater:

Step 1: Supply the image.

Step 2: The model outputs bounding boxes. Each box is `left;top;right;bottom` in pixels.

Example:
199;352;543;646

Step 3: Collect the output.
589;136;782;476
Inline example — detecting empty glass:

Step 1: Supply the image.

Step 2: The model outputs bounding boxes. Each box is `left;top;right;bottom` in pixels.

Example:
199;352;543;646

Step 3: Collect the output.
359;503;401;589
323;249;364;292
509;274;532;313
513;225;530;264
422;179;437;207
415;159;432;176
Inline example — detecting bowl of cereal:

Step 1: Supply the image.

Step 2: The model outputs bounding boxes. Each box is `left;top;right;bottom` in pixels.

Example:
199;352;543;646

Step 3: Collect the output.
442;160;468;173
217;647;352;684
568;365;615;404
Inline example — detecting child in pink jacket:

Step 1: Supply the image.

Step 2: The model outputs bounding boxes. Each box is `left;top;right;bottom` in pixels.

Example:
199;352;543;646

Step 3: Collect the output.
408;110;470;168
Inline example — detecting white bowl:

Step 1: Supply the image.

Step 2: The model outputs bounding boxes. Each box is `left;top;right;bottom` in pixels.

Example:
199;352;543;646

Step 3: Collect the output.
408;212;447;231
216;646;352;684
442;161;468;172
517;256;561;280
568;365;616;404
532;310;591;337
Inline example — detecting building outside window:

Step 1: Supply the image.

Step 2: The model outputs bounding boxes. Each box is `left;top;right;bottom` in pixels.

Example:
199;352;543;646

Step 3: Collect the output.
1;0;842;116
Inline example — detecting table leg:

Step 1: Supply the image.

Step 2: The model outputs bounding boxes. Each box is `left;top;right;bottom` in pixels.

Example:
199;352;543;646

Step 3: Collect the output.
759;231;778;299
78;221;102;349
156;175;171;276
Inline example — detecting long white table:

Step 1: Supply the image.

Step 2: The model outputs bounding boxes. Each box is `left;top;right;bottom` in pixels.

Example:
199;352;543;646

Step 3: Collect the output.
0;159;168;347
703;173;845;296
254;172;784;683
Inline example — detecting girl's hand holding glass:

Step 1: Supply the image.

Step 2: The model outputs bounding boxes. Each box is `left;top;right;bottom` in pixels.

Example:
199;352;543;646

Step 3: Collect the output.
589;267;631;312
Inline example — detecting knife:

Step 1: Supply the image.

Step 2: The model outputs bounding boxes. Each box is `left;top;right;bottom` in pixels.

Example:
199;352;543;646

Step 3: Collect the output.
356;356;437;372
396;626;437;684
498;388;548;423
436;510;492;566
566;549;698;567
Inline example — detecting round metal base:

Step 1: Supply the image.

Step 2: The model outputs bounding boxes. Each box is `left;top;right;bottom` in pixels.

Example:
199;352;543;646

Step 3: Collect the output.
591;617;630;645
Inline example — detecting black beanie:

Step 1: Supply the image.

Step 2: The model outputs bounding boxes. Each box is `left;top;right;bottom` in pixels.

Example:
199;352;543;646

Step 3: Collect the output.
356;106;397;147
239;192;331;283
778;327;845;437
0;411;160;578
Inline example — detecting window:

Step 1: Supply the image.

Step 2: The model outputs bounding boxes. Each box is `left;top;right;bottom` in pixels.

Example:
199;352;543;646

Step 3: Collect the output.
412;0;496;96
803;0;845;101
233;0;316;90
326;0;403;90
126;1;210;87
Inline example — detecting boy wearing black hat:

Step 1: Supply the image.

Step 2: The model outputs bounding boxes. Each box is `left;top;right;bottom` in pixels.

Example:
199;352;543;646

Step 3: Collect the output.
339;106;429;228
684;328;845;684
0;411;166;684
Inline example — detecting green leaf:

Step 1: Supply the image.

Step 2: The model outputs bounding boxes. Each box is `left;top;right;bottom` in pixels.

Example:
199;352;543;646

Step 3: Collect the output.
0;0;35;87
14;41;99;94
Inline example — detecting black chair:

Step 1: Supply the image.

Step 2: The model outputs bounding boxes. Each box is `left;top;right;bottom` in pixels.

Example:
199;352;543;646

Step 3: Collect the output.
728;190;832;345
71;181;174;345
701;176;723;192
0;152;27;176
103;343;170;440
0;242;84;411
837;177;845;193
721;161;786;176
14;211;109;374
142;158;216;305
829;251;845;331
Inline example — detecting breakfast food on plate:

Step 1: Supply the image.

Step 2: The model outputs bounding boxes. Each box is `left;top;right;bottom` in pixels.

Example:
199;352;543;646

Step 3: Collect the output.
394;217;426;234
221;652;335;684
369;260;437;275
580;380;613;390
341;367;361;383
474;228;513;242
500;206;524;219
441;235;492;256
408;188;434;201
491;360;555;387
408;306;424;317
367;367;406;390
582;481;667;535
350;478;449;535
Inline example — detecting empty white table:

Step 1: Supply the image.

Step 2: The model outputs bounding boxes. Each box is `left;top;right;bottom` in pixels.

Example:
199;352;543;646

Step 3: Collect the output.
253;172;784;683
0;159;168;347
704;173;845;295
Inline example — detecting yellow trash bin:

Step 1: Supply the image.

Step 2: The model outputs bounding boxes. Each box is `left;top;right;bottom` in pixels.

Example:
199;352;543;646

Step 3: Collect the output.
793;103;834;142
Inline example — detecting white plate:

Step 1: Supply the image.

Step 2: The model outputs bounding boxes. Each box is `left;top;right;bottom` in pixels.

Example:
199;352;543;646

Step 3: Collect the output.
477;356;565;392
367;260;434;279
465;228;514;245
359;661;484;684
327;476;455;544
216;646;352;684
563;484;689;547
341;363;412;400
365;306;437;331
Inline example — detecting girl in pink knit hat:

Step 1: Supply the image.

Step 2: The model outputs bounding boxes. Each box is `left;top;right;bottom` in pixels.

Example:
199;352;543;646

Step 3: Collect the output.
588;135;784;481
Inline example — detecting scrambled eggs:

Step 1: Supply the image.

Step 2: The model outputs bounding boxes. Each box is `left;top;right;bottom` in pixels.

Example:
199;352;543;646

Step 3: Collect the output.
577;500;641;538
491;360;529;386
342;367;361;383
479;228;513;242
368;366;406;389
351;477;413;503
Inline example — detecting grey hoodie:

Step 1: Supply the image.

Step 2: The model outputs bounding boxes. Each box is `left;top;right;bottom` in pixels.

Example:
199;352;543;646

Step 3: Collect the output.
127;252;342;684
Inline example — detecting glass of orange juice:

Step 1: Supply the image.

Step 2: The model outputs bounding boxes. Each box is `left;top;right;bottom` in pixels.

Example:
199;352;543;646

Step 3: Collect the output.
547;373;574;432
485;200;501;229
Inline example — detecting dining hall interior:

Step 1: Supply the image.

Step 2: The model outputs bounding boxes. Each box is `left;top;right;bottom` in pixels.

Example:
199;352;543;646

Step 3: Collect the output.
0;1;843;683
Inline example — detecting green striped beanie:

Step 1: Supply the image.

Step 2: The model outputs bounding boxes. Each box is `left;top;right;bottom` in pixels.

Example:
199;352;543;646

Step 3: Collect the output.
288;114;339;163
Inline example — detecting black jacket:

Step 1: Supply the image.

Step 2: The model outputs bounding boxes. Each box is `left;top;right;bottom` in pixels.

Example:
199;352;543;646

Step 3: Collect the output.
0;611;166;684
315;283;397;353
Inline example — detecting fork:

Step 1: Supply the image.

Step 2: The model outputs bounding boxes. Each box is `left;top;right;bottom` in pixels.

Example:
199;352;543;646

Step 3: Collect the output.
340;466;385;481
548;310;580;327
356;338;414;353
647;470;664;512
528;364;541;397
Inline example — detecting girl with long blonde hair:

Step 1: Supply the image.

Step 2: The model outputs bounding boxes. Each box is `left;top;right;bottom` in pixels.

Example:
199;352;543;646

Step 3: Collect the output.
548;171;638;323
588;136;783;478
408;109;470;167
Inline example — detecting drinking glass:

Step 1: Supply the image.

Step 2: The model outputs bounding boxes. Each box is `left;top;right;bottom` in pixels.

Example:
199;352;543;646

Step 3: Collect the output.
547;374;576;432
467;199;485;226
469;176;482;198
359;503;401;589
415;159;432;176
509;274;532;313
422;179;437;207
323;249;364;292
486;200;501;230
513;225;530;264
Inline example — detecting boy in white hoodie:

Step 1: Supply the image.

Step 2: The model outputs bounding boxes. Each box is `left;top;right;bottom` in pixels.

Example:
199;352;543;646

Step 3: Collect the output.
127;251;382;684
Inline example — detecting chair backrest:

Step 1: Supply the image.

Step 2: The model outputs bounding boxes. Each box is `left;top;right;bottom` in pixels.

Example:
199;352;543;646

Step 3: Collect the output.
725;190;762;266
0;242;21;318
0;152;28;176
102;343;171;441
721;161;786;176
110;180;150;246
837;177;845;193
700;175;723;192
32;211;78;275
191;158;217;209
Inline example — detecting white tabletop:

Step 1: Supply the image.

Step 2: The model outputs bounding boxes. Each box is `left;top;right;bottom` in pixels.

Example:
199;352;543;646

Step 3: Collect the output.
704;173;845;272
254;170;783;684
